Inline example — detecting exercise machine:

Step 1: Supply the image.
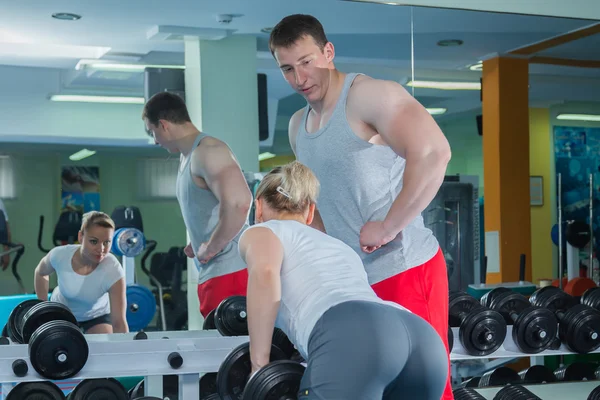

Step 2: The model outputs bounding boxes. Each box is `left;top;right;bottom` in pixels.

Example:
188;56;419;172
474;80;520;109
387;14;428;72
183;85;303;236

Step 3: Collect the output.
0;211;25;293
37;210;82;253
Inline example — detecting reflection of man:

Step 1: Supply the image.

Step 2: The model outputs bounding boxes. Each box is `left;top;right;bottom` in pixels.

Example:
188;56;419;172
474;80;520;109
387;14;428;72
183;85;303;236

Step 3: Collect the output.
0;198;11;270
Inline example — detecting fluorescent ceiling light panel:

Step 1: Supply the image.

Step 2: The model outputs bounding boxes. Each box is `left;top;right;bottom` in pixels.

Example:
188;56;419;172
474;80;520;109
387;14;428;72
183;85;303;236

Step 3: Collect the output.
407;80;481;90
69;149;96;161
0;42;109;59
75;59;185;72
426;108;447;115
556;114;600;122
259;152;276;161
50;95;145;104
469;62;483;71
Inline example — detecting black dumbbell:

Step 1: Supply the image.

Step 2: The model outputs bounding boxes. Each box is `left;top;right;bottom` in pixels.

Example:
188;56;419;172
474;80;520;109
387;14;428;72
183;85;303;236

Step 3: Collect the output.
518;365;557;384
7;381;66;399
203;308;216;330
477;367;520;387
5;299;89;380
68;378;128;399
449;291;507;356
214;296;248;336
216;341;300;400
554;362;598;381
494;384;541;400
453;387;485;400
530;286;600;353
480;287;558;353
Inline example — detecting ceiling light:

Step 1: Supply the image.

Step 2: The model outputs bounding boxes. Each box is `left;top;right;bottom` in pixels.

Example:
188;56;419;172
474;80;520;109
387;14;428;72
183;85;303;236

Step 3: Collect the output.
469;62;483;71
437;39;463;47
75;59;185;72
0;43;109;59
426;108;447;115
52;12;81;21
69;149;96;161
50;95;145;104
259;152;276;161
556;113;600;122
407;80;481;90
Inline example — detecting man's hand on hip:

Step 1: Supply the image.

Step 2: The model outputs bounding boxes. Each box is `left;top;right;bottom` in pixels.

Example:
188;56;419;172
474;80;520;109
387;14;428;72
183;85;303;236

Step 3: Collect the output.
359;221;399;253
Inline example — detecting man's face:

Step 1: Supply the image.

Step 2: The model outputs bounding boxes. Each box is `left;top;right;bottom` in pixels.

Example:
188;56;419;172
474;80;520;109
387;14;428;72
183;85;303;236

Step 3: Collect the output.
273;35;334;102
145;119;176;153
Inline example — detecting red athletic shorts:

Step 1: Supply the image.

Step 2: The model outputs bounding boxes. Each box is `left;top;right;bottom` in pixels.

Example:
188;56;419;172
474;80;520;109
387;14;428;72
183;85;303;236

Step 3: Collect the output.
371;247;453;400
197;269;249;318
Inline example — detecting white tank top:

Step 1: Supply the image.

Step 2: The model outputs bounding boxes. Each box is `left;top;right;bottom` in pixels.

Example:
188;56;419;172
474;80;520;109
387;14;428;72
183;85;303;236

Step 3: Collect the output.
48;245;125;321
240;220;409;359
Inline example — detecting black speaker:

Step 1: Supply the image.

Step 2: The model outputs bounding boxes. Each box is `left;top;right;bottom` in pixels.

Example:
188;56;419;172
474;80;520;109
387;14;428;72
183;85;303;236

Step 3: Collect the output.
257;73;269;142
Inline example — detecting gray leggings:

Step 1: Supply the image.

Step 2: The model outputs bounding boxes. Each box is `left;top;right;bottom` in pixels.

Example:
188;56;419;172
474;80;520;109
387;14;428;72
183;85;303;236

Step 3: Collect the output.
299;300;448;400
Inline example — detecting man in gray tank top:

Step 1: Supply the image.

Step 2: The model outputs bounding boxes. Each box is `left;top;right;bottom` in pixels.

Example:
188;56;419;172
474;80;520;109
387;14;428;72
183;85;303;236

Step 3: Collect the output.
269;15;454;400
142;92;252;318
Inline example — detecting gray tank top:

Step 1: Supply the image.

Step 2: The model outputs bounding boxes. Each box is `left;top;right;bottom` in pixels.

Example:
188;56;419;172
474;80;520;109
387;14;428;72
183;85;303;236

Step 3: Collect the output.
176;133;248;284
295;73;440;284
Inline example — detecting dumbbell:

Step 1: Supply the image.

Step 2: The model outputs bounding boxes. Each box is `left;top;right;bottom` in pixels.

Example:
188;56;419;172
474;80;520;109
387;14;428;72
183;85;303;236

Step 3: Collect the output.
452;387;485;400
530;286;600;353
68;378;129;399
203;308;217;330
6;299;89;380
214;295;248;336
6;381;66;399
494;384;542;400
590;385;600;400
449;291;507;356
554;362;598;381
477;366;520;387
216;341;303;400
518;365;557;384
480;287;558;353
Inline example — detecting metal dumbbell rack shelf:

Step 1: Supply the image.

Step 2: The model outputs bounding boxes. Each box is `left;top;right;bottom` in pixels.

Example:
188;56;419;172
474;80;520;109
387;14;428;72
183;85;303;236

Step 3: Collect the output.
0;329;248;399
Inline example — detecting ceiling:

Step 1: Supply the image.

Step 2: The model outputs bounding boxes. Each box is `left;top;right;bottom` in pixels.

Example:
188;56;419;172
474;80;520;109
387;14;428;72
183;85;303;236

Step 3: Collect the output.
0;0;599;154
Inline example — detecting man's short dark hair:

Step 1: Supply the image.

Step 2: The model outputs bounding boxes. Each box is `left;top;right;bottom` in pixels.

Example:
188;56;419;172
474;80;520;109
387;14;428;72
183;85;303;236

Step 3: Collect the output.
269;14;328;55
142;92;191;128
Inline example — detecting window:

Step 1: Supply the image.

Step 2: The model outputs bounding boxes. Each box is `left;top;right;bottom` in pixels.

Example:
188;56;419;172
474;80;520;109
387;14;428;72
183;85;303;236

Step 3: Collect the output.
0;156;16;199
136;157;179;200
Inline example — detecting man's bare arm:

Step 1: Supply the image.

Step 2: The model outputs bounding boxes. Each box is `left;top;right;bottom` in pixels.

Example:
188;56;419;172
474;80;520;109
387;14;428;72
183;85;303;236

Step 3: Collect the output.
355;78;451;236
193;138;252;254
287;110;326;233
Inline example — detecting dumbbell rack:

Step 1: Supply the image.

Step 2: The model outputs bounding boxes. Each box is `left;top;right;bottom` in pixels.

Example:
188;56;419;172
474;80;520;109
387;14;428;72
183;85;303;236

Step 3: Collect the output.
450;325;600;399
0;330;248;399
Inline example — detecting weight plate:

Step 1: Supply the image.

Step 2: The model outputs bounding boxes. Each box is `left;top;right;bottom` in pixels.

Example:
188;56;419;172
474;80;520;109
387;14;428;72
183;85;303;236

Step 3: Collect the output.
449;291;481;328
216;342;288;400
564;277;597;297
242;360;305;400
460;309;506;356
478;366;520;387
529;286;577;312
554;361;598;381
512;306;558;353
493;384;541;400
2;323;7;338
272;328;296;359
582;287;600;310
126;284;156;332
68;378;128;400
21;301;77;344
448;326;454;352
203;309;216;330
29;320;89;380
519;365;557;384
215;296;248;336
479;287;512;309
200;372;218;399
7;298;43;344
566;220;591;249
452;387;485;400
559;304;600;354
112;227;146;258
6;381;66;400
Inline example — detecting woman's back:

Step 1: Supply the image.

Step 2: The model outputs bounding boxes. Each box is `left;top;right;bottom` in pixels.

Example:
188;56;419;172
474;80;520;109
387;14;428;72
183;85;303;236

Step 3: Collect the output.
244;219;404;358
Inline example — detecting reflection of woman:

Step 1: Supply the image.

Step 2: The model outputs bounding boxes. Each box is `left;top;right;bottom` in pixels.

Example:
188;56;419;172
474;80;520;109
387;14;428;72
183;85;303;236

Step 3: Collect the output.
239;162;448;400
33;211;128;334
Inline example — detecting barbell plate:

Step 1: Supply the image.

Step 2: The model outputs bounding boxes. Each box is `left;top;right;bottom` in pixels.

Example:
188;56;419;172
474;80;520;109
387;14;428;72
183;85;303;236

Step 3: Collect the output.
519;365;557;384
216;342;288;400
7;298;43;344
6;381;65;400
242;360;305;400
126;284;156;332
200;372;219;399
21;301;77;344
564;277;597;297
478;366;520;387
68;378;128;400
112;227;146;258
29;320;89;380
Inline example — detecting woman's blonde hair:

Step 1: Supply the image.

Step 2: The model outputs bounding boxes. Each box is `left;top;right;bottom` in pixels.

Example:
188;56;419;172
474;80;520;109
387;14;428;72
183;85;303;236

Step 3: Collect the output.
255;161;320;214
81;211;115;233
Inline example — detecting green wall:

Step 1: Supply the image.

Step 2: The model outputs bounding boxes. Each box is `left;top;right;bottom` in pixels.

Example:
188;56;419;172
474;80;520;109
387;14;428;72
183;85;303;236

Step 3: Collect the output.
0;149;186;296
